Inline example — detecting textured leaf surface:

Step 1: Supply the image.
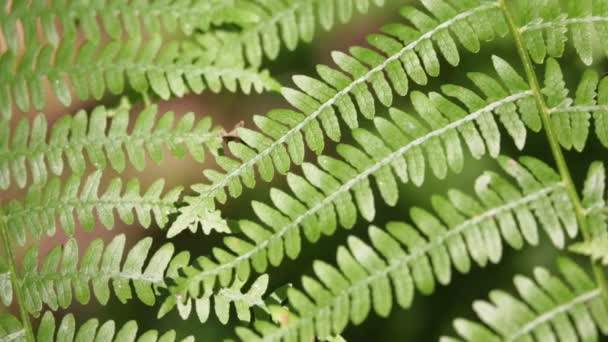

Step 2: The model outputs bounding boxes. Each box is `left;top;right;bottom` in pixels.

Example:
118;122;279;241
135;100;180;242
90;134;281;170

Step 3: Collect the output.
443;258;608;341
0;105;221;190
0;235;174;312
2;172;182;246
235;157;582;341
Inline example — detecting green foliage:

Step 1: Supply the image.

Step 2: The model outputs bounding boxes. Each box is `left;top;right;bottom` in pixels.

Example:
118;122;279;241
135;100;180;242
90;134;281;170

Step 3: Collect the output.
0;311;193;342
235;156;582;340
206;0;387;67
1;171;182;246
0;0;251;52
170;0;508;233
516;0;608;65
0;35;278;119
0;104;221;189
159;253;269;325
0;235;174;313
4;0;608;341
443;258;608;341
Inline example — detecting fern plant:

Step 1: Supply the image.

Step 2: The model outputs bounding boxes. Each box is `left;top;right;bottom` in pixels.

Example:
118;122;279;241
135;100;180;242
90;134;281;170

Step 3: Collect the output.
4;0;608;341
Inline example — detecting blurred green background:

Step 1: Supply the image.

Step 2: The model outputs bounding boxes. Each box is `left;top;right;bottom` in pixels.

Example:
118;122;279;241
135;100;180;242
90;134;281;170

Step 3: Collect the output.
4;0;608;340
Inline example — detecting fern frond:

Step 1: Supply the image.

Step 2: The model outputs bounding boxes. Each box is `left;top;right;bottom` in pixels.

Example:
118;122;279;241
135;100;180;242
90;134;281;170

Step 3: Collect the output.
570;238;608;265
570;160;608;261
0;0;255;53
0;234;173;314
159;252;269;325
174;0;507;224
443;258;608;341
0;35;278;118
234;156;581;341
0;311;193;342
518;0;608;66
207;0;387;67
0;104;221;190
1;171;182;246
538;57;608;152
163;55;538;301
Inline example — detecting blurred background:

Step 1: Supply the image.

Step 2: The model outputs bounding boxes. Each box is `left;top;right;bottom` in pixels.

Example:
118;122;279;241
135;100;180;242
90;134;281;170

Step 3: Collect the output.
3;0;608;340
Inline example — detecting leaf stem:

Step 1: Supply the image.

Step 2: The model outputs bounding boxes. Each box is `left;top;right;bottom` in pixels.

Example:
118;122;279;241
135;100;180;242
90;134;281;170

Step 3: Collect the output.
0;209;34;341
498;0;608;299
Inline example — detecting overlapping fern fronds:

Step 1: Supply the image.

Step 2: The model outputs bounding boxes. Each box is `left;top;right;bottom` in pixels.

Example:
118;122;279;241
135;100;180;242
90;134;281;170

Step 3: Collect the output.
0;311;193;342
204;0;388;67
0;35;278;119
0;0;256;52
0;104;221;190
161;55;542;317
517;0;608;65
0;235;174;313
234;156;586;341
443;258;608;341
170;0;508;232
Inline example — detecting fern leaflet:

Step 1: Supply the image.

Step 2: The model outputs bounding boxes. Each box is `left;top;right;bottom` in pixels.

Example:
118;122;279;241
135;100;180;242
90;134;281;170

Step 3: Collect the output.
161;252;269;325
235;156;582;341
1;171;182;246
0;0;255;52
0;104;221;190
162;56;542;316
443;258;608;341
206;0;387;67
0;235;173;313
0;310;193;342
518;0;608;66
0;35;278;118
171;0;506;231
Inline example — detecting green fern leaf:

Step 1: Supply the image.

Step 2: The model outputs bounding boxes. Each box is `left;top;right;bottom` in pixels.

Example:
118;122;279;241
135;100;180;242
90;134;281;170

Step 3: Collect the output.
443;258;608;341
0;104;221;190
206;0;388;67
1;172;182;246
234;156;580;341
519;0;608;65
0;35;278;118
162;57;543;315
542;58;608;152
158;252;269;325
582;161;608;238
172;0;507;230
571;238;608;265
0;311;193;342
0;235;173;313
0;0;256;53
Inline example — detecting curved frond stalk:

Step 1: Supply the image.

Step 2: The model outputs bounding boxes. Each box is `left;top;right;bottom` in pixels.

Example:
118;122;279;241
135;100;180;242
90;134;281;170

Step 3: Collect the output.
0;0;256;53
0;235;174;313
443;258;608;341
175;0;506;223
540;58;608;152
0;35;279;119
499;0;608;301
160;252;269;325
517;0;608;66
0;311;194;342
206;0;387;68
234;156;580;341
162;56;540;310
1;171;183;246
0;104;221;190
